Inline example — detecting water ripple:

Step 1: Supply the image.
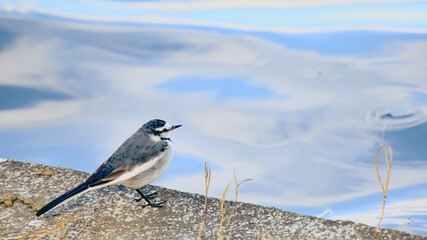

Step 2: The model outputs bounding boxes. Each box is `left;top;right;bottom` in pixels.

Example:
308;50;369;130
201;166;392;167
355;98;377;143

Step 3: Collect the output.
365;106;427;131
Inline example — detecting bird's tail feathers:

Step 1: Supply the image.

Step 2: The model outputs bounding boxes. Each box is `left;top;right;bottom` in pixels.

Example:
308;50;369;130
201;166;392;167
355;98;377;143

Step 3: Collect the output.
36;182;89;217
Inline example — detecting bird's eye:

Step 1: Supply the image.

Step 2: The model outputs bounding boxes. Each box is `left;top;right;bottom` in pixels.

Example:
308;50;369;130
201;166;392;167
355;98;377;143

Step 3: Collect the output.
154;127;168;133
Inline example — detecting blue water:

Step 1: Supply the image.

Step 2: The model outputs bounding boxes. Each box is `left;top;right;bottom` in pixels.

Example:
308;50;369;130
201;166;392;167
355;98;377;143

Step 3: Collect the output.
0;12;426;235
157;77;274;101
0;86;72;110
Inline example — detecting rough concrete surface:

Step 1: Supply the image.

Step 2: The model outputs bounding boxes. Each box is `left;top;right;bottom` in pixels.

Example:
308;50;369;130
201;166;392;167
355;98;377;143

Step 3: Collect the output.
0;160;425;240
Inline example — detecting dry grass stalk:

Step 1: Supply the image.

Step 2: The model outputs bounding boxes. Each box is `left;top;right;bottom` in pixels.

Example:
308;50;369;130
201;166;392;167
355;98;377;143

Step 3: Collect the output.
0;217;4;232
229;169;253;236
198;162;252;240
217;183;232;240
198;161;211;239
70;204;112;240
11;216;83;240
218;171;253;240
372;145;393;240
5;215;107;240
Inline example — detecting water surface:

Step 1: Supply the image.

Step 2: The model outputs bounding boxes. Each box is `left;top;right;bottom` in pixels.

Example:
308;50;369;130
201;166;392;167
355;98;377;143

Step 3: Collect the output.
0;9;426;235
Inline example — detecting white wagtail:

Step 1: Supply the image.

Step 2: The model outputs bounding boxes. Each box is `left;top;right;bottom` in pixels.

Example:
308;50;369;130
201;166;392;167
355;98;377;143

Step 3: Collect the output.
36;119;181;217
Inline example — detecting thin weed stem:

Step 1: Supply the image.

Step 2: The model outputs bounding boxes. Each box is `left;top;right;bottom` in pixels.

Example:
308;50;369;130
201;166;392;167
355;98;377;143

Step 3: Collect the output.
217;183;232;240
6;215;107;240
229;168;253;237
372;145;392;240
198;161;211;239
197;162;252;240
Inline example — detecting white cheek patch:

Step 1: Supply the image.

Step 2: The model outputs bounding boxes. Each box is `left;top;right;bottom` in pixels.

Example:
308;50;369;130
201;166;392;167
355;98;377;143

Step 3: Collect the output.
160;131;170;138
150;134;162;142
154;122;172;132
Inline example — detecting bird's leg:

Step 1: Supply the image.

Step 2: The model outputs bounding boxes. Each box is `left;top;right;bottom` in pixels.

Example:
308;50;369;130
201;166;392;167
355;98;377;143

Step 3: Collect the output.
134;188;166;207
133;189;157;202
133;188;147;202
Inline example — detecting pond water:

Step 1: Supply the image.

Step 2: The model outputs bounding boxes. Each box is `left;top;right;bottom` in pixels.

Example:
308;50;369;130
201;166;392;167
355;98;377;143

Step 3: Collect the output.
0;10;426;235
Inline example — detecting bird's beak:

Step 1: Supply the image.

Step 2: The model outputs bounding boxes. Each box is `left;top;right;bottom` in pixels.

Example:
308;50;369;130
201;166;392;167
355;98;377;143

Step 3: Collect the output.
171;125;182;130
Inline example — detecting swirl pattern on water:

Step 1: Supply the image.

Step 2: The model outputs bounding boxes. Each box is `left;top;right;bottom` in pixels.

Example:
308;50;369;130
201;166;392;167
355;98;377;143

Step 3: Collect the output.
365;106;427;131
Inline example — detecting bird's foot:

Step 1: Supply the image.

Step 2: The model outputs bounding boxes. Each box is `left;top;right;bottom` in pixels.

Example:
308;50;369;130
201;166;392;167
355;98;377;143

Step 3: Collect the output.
133;191;157;202
145;191;158;199
135;188;166;207
139;199;167;208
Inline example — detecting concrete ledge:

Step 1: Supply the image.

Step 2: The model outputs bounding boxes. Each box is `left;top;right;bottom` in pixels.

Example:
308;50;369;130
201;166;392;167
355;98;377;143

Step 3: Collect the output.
0;160;425;239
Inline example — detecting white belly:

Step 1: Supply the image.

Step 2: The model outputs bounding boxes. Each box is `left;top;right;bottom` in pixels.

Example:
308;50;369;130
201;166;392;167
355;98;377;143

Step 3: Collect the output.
115;142;173;189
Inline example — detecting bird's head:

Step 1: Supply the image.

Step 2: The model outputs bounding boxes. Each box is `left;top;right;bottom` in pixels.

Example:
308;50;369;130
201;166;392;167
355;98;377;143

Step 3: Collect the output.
143;119;181;141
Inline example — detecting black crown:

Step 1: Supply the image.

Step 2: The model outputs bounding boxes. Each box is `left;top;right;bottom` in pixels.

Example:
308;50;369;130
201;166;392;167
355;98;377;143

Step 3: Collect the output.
145;119;166;130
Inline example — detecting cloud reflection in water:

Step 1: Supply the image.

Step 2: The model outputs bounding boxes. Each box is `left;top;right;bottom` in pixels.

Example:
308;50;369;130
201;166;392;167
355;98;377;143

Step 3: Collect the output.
0;13;426;235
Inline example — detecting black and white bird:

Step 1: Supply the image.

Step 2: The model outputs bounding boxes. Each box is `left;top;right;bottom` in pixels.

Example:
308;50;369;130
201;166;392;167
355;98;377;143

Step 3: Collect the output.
36;119;181;217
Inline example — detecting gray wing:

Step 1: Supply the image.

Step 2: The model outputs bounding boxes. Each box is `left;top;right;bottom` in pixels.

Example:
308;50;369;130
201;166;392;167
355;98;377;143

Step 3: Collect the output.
85;135;168;187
